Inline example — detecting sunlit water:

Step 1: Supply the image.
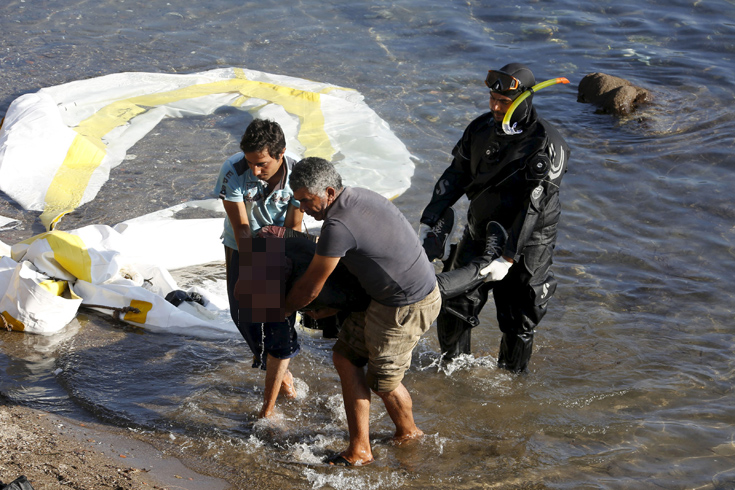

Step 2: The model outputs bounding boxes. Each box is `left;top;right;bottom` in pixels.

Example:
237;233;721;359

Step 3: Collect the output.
2;0;735;488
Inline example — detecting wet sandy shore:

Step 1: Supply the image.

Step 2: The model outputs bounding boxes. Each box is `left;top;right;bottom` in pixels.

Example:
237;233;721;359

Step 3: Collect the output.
0;400;231;490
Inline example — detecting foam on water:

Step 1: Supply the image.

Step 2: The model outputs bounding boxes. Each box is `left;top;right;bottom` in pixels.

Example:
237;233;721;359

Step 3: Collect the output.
303;467;408;490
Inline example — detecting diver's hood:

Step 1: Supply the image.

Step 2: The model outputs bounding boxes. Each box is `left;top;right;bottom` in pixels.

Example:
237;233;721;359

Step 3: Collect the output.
492;62;537;136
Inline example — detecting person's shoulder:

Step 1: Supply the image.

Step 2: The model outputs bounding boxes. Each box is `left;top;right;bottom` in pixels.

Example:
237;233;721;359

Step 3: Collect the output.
218;152;238;172
346;186;389;204
536;118;569;148
459;112;495;141
320;215;351;242
347;186;370;196
283;152;300;169
330;187;381;215
221;152;251;177
223;151;244;166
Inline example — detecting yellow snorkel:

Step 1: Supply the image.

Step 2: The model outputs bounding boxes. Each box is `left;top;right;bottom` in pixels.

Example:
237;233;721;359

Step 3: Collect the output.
502;77;570;135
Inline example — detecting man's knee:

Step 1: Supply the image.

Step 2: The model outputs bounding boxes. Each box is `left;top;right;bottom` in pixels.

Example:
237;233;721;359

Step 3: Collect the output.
497;307;542;336
372;384;400;399
366;369;403;394
332;338;368;370
332;350;351;370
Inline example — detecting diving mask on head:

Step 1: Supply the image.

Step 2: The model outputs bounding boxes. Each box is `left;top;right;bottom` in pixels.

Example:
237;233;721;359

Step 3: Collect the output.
486;64;537;134
486;64;536;100
485;70;525;95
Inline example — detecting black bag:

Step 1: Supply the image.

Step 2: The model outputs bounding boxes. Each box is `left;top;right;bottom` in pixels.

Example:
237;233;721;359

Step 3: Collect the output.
0;476;35;490
285;238;370;312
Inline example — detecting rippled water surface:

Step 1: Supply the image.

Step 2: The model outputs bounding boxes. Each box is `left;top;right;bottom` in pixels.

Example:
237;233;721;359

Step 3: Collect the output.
2;1;735;488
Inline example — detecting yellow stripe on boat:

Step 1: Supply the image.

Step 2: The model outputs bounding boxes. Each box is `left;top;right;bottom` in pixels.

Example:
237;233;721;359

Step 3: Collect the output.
41;71;336;230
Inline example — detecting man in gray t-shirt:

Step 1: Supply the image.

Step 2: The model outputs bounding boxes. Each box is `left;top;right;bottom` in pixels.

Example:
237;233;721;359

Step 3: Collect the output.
285;157;441;467
317;185;436;307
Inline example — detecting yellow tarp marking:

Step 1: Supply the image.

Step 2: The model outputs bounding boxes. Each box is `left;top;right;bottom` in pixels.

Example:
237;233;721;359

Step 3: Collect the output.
17;231;93;283
124;299;153;324
1;311;25;332
44;232;93;283
39;279;68;296
40;70;341;230
42;135;107;230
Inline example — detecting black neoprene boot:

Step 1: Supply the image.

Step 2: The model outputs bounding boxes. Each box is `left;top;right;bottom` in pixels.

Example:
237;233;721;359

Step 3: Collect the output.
436;312;473;362
497;331;534;373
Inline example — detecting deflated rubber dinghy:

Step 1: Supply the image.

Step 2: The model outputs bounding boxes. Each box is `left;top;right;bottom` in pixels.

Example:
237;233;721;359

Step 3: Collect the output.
0;224;236;337
0;68;413;335
0;67;414;230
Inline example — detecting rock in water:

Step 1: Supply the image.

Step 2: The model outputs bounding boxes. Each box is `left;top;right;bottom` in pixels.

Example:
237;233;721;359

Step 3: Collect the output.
577;72;650;115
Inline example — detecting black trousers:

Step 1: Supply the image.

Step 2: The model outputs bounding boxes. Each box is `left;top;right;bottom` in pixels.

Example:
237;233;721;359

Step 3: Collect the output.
436;227;555;372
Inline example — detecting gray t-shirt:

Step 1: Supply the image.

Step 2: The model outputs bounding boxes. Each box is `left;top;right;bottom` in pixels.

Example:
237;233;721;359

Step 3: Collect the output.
316;187;436;307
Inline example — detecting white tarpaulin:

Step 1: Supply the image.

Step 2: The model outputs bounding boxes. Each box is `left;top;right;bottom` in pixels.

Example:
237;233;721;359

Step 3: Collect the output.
0;216;20;231
0;67;415;230
0;222;236;337
0;259;82;335
111;198;321;271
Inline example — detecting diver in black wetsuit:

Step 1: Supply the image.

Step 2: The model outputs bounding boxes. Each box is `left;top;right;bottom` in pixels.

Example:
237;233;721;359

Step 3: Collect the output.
419;63;570;372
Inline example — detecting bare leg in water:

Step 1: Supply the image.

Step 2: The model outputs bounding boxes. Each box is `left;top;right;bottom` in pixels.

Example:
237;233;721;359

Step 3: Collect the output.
374;383;424;444
331;351;424;464
259;354;296;418
280;369;297;398
331;351;375;465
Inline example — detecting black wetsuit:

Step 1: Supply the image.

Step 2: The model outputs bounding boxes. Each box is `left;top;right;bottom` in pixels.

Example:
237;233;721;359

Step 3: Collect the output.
421;107;569;372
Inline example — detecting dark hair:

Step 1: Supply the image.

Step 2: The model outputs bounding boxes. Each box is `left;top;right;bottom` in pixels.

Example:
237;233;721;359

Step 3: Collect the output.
240;119;286;158
289;157;344;195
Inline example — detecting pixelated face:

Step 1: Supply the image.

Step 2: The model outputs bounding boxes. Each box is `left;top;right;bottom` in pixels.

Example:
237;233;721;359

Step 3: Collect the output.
293;187;334;221
244;149;284;183
489;92;513;122
236;237;286;323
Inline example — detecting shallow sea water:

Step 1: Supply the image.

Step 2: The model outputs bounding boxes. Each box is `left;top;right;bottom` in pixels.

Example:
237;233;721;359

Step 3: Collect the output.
2;0;735;488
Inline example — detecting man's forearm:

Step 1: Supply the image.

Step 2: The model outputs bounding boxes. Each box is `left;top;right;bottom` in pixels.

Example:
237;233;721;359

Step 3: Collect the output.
283;253;339;317
284;278;321;316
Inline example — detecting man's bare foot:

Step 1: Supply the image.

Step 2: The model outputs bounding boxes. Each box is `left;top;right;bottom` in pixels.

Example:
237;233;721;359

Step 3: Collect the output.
279;370;297;399
326;451;375;466
392;428;424;446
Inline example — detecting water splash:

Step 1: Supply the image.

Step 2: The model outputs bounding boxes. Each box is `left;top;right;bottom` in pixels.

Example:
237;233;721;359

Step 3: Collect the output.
303;467;408;490
287;433;343;464
325;393;347;428
293;376;310;399
418;352;498;376
424;432;450;456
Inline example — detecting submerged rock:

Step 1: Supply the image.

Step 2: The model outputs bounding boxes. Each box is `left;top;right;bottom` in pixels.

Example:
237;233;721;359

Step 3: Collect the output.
577;72;650;115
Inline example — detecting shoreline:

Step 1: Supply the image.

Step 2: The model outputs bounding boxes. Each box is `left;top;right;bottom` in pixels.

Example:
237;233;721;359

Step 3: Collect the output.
0;401;231;490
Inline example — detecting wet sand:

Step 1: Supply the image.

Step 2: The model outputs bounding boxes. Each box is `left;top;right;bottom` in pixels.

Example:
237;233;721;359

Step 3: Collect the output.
0;400;231;490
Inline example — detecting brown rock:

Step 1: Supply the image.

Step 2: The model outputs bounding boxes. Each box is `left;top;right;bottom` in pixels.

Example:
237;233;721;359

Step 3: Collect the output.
577;72;650;115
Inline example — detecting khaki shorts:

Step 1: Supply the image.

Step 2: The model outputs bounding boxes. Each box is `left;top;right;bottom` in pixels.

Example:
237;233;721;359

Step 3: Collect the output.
333;283;441;393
